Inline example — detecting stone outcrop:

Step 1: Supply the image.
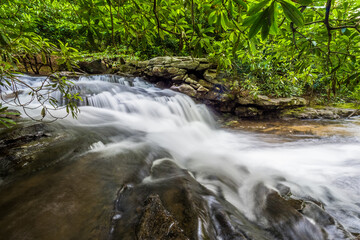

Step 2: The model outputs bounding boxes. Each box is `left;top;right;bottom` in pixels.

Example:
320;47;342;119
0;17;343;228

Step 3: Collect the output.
114;56;307;118
77;59;108;74
281;107;360;119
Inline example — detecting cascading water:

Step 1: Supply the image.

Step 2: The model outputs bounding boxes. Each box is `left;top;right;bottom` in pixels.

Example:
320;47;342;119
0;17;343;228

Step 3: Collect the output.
0;74;359;239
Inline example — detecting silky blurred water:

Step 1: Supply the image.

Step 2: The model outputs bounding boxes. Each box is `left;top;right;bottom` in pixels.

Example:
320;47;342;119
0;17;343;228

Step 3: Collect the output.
1;74;359;239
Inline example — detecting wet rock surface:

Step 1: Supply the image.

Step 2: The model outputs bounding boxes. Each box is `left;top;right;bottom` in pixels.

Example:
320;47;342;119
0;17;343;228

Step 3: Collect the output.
136;194;189;240
110;159;272;240
0;122;57;178
254;183;325;240
0;122;96;181
109;159;359;240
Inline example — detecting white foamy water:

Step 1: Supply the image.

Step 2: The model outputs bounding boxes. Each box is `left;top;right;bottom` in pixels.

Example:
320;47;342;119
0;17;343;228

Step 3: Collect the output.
3;74;360;237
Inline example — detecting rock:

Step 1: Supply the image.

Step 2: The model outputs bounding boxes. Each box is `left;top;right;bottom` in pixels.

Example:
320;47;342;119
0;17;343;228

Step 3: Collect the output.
219;102;236;113
50;71;84;79
0;122;95;180
201;91;227;102
137;194;189;240
172;75;185;82
198;79;213;89
280;107;359;119
184;77;197;85
235;107;262;118
146;57;200;70
135;60;149;68
147;66;187;79
254;96;307;110
196;63;214;71
204;69;219;84
155;81;170;89
237;95;255;105
170;60;199;70
0;123;56;178
148;56;174;65
77;59;107;74
172;84;197;97
111;159;272;240
167;67;184;76
116;64;137;75
254;183;326;240
197;86;209;92
302;201;354;239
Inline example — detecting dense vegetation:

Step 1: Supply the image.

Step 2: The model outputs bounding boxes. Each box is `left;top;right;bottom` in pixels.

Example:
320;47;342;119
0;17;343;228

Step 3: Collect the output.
0;0;360;125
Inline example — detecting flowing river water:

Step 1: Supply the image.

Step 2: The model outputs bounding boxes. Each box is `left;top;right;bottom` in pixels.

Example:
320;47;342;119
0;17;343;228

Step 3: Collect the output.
0;75;360;239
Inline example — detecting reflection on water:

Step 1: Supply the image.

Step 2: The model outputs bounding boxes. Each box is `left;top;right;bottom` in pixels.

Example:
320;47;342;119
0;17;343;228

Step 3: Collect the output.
0;75;360;239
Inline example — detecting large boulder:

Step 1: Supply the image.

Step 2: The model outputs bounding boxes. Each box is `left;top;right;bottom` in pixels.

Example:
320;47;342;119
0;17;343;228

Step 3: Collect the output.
77;59;107;74
111;159;272;240
147;56;203;70
254;95;307;110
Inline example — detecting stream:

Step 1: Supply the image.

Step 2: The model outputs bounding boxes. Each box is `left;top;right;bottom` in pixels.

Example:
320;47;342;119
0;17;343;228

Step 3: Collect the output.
1;74;360;239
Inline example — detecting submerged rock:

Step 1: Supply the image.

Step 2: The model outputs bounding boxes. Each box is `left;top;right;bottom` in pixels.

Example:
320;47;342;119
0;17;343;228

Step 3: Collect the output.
0;122;56;178
0;122;95;181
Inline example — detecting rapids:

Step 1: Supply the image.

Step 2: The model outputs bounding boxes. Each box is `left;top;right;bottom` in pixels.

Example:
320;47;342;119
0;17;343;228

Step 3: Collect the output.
0;74;359;239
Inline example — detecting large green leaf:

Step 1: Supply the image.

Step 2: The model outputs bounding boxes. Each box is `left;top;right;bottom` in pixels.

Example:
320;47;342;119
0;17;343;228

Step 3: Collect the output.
269;1;278;34
247;0;271;16
233;0;248;10
280;0;304;27
248;10;266;39
0;30;10;46
297;0;313;5
261;8;271;40
243;12;261;26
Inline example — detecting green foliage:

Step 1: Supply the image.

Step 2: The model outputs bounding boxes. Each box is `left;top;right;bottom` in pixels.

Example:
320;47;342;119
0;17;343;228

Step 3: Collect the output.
54;41;81;71
0;0;360;106
0;103;19;128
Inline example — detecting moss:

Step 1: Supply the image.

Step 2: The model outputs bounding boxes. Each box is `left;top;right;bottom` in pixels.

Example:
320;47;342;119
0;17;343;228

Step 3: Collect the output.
282;107;306;115
310;105;326;110
332;103;360;110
